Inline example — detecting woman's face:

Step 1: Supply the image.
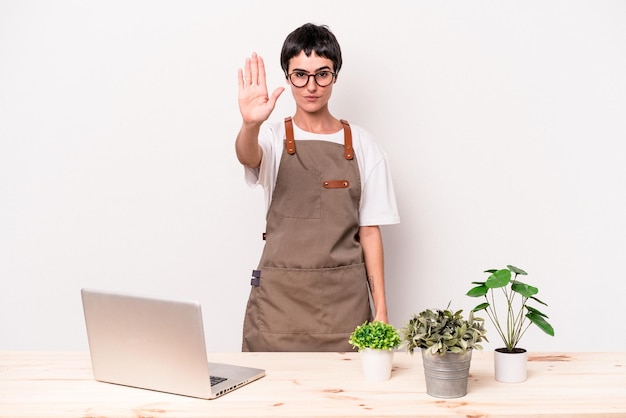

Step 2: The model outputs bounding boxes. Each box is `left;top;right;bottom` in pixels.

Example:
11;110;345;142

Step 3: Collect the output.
286;50;336;114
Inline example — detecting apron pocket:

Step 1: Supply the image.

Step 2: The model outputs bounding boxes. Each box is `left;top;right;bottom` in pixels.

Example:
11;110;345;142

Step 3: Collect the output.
256;264;371;334
271;165;321;219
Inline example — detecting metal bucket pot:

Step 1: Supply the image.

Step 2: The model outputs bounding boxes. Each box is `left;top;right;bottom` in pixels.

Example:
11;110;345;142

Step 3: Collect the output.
421;348;472;398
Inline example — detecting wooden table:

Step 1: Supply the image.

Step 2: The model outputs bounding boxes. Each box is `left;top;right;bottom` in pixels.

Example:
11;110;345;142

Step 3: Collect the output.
1;351;625;417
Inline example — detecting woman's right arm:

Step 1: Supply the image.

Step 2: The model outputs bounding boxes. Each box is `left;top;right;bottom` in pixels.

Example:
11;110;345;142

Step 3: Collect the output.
235;52;284;168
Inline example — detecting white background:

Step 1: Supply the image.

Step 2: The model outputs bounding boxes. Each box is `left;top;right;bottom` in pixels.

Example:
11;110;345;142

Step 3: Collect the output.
1;0;625;352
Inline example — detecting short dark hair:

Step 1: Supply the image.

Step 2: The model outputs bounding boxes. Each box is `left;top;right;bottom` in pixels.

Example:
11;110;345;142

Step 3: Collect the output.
280;23;342;76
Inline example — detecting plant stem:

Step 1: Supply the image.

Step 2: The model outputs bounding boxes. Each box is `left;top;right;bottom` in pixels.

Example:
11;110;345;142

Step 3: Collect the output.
485;295;507;345
511;296;530;347
504;286;515;349
516;320;532;346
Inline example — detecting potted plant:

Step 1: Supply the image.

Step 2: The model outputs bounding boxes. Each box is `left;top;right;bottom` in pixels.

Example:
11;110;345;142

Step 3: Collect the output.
401;305;487;398
466;265;555;383
349;320;401;381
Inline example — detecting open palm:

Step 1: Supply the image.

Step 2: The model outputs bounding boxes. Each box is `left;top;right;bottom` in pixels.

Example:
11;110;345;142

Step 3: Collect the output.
237;53;284;124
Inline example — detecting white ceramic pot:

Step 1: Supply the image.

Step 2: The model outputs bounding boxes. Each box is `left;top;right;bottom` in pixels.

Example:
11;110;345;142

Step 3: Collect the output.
359;348;394;381
494;347;528;383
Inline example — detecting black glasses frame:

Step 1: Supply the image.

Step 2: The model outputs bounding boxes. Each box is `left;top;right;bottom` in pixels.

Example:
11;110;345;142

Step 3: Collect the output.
287;71;336;88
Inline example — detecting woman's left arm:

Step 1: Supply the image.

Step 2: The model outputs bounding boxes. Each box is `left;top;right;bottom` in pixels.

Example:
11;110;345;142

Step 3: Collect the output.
359;225;388;323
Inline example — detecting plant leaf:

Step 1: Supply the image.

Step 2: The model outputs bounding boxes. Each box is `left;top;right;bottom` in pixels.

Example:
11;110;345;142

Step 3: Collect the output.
530;295;548;306
526;305;549;318
485;269;511;288
526;312;555;336
466;285;489;297
511;281;538;297
471;302;490;312
484;269;498;273
507;265;528;275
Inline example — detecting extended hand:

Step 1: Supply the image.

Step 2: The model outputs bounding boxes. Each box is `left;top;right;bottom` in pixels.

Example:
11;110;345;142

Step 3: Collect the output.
237;52;285;124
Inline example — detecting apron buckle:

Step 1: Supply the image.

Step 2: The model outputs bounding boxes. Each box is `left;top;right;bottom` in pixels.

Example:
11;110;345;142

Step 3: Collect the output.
250;269;261;287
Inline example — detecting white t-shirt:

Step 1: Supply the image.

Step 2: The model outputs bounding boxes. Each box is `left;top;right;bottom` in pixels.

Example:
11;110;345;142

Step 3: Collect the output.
244;120;400;226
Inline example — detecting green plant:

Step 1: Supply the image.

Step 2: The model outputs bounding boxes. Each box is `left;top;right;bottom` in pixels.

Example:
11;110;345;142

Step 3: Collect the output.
466;265;555;351
401;305;487;356
349;320;401;351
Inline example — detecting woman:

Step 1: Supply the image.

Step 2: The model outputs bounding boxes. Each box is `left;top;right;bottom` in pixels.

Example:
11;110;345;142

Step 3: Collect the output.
235;23;400;352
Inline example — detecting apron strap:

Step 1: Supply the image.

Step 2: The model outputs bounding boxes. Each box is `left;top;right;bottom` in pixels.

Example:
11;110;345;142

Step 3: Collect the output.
284;117;353;160
340;119;354;160
284;117;296;155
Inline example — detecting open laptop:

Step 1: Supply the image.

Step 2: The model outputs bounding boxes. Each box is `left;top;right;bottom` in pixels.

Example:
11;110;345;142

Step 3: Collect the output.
81;288;265;399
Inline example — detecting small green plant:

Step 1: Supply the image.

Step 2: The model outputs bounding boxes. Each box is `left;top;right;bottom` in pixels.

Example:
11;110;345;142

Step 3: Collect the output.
349;320;401;351
466;265;555;351
401;304;487;356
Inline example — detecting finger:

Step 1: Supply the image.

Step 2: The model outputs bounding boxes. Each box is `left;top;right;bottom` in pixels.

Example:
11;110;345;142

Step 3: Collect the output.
267;87;285;106
243;57;252;86
250;52;259;85
237;68;244;91
257;55;267;88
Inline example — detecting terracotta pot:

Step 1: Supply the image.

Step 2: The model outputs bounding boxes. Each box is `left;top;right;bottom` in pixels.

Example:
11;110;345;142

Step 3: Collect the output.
494;347;528;383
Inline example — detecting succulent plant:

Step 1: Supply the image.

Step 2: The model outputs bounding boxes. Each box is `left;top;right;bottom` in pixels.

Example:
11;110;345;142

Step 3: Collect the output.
401;305;487;356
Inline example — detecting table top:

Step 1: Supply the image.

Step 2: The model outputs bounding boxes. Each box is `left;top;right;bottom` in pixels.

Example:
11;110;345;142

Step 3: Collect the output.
1;351;625;417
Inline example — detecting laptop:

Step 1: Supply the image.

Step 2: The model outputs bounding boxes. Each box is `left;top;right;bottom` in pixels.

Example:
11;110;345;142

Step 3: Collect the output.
80;288;265;399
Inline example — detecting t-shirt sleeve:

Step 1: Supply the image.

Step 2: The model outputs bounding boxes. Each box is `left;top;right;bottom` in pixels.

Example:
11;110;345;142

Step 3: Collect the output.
359;154;401;226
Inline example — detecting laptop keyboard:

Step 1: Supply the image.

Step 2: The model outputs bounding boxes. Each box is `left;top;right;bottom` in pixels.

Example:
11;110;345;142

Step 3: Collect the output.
210;375;227;386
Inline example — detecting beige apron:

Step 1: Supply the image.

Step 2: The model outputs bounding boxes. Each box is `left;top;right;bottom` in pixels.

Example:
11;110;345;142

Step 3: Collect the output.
242;117;372;352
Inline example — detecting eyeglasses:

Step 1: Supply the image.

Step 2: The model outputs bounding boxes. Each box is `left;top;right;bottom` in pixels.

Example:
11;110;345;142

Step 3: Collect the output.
287;71;336;88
